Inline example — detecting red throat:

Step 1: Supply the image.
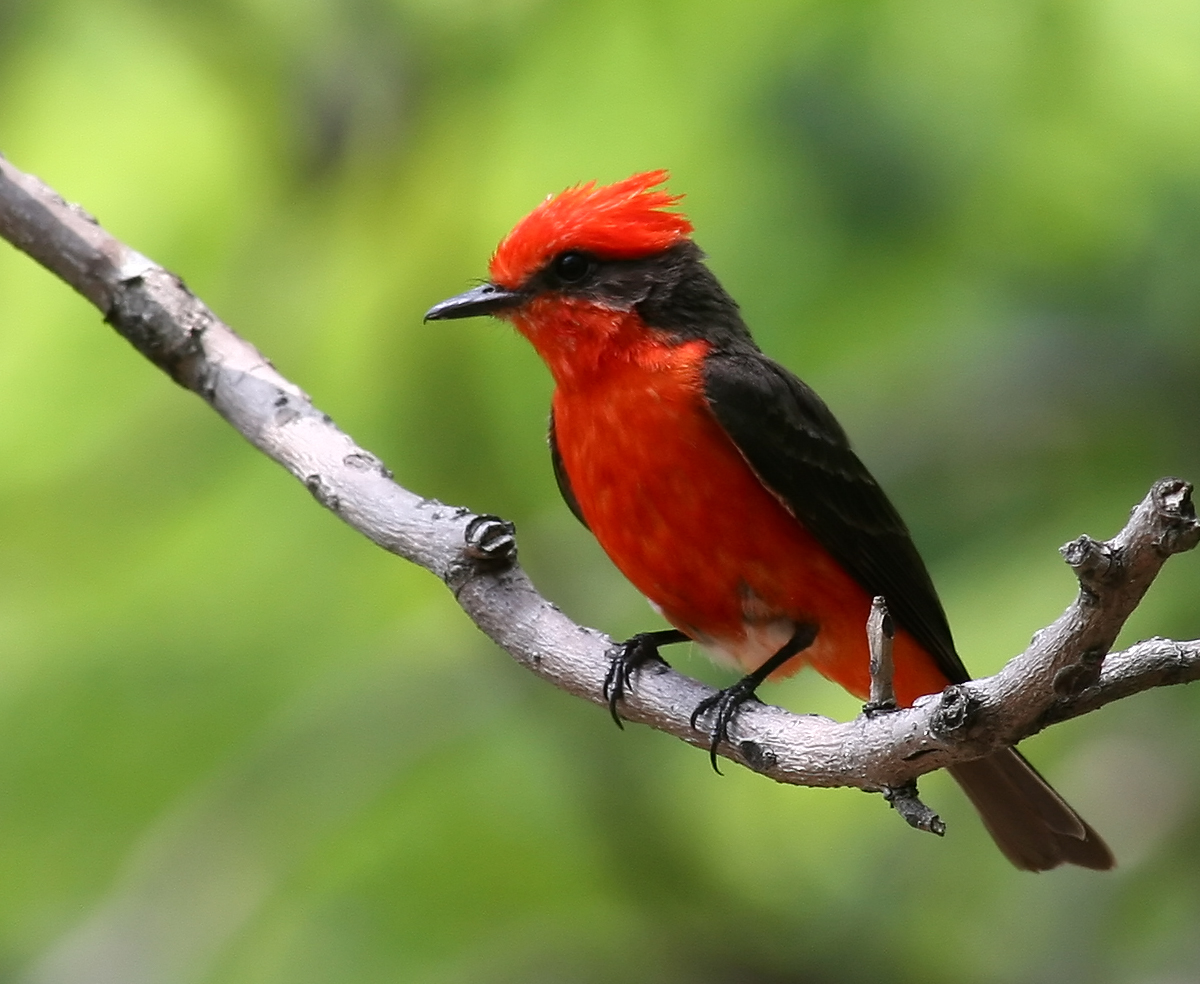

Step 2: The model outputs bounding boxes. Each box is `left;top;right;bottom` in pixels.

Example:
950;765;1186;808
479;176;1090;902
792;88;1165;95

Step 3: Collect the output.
507;298;678;389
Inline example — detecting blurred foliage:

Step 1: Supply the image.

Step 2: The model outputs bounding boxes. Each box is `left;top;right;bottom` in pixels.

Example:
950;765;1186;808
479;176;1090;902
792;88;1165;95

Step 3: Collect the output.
1;0;1200;981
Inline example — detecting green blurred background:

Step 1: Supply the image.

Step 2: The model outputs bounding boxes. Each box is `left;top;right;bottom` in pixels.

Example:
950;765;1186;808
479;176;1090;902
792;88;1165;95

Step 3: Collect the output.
1;0;1199;981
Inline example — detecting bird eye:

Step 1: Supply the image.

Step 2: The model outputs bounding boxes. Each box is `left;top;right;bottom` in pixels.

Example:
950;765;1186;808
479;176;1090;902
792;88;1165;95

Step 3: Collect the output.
552;251;594;285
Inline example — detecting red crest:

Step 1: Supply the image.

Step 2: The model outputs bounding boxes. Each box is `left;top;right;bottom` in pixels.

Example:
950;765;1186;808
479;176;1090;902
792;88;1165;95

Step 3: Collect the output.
489;170;693;289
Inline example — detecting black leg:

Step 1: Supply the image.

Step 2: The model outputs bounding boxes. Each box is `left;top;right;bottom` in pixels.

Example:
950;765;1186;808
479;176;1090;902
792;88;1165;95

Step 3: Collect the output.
604;628;690;727
689;623;818;773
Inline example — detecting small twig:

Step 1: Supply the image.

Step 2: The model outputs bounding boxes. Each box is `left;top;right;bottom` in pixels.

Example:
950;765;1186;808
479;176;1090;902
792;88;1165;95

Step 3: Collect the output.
882;782;947;836
864;596;897;714
862;597;936;834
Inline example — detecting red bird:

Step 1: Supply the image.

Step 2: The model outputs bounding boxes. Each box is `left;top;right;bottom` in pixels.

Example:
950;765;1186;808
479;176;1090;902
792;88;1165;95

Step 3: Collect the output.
426;171;1112;871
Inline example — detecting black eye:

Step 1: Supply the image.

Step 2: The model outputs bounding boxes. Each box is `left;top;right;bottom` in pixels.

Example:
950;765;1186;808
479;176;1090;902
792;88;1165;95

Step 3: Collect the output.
552;251;594;284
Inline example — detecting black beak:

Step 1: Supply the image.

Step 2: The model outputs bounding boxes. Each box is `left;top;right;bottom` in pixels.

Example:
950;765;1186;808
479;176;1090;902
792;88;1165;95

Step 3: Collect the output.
424;282;523;321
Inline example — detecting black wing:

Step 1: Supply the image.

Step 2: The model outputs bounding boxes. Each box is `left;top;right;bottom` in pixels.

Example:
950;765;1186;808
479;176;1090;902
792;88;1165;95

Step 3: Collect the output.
548;410;590;530
702;347;968;684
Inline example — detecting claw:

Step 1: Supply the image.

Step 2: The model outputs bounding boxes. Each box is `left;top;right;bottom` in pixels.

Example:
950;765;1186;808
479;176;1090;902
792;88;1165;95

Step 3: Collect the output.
689;679;763;775
687;622;817;775
603;629;688;727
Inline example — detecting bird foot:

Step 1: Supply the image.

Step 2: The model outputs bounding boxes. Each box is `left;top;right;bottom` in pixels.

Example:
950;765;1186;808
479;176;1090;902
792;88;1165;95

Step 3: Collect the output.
603;629;685;728
689;678;763;775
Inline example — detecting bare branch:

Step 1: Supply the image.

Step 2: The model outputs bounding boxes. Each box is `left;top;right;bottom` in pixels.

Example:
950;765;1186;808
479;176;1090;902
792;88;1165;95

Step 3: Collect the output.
1;153;1198;798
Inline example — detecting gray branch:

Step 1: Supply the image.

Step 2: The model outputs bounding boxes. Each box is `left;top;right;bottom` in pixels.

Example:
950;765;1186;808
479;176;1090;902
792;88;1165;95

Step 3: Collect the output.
2;153;1198;799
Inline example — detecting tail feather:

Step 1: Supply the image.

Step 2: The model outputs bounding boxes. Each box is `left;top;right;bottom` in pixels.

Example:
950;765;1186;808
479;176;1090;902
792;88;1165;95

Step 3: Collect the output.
948;747;1114;871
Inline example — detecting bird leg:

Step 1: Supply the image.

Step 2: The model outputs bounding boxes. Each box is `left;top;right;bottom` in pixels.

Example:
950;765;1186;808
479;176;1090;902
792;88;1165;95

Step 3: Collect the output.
690;623;818;773
604;628;690;727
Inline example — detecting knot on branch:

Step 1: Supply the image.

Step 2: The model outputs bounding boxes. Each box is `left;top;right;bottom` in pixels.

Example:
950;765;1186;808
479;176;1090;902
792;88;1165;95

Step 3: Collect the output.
304;473;341;512
342;451;393;480
1052;645;1106;697
738;739;777;772
463;514;518;569
1151;478;1200;556
105;269;208;383
931;684;982;738
1060;535;1115;594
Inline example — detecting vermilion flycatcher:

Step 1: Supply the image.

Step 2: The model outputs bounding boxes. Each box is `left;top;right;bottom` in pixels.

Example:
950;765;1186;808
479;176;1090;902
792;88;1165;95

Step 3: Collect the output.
426;171;1112;871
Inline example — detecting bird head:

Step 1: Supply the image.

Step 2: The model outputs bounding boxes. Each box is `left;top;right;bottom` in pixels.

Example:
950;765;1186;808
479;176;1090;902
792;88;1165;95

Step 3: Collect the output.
424;171;710;379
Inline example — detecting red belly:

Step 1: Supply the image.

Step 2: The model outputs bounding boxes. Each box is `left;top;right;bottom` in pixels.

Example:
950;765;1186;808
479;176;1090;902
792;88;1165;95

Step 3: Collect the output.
551;340;950;707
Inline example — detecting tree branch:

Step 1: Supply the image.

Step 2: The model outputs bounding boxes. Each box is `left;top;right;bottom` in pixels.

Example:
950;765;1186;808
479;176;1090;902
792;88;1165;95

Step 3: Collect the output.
2;153;1198;801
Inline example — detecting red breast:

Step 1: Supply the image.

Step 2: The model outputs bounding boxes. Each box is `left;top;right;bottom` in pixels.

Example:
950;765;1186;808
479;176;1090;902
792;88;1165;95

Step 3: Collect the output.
524;299;950;706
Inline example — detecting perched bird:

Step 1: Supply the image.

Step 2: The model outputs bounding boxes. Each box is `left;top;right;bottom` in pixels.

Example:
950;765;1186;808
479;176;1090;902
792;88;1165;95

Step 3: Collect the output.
426;171;1113;871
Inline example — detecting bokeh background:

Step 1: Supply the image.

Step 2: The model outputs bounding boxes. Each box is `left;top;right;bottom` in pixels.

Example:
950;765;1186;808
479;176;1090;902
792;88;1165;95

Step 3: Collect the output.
1;0;1200;981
